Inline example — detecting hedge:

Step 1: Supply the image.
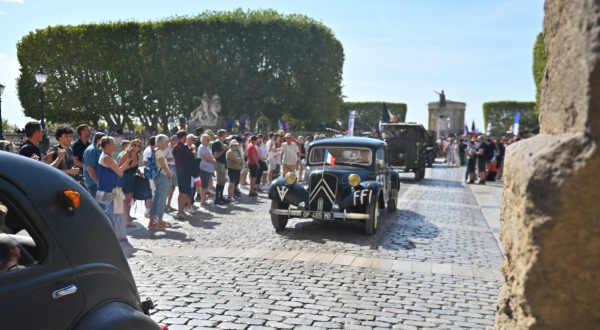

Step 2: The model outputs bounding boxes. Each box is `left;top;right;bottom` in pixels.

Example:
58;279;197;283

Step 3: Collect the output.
482;101;538;135
338;102;407;131
533;32;547;116
16;9;344;132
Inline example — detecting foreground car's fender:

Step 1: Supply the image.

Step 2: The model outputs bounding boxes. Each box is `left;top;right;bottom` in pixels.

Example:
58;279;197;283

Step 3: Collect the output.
268;178;307;206
74;301;162;330
338;181;381;210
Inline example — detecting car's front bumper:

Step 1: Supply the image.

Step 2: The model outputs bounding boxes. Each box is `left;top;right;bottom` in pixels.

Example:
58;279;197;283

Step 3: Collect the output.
269;207;370;220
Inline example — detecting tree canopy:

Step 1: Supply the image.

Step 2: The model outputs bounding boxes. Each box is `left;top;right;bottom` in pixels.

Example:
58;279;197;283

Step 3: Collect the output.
533;32;547;116
16;9;344;132
482;101;538;135
338;102;407;132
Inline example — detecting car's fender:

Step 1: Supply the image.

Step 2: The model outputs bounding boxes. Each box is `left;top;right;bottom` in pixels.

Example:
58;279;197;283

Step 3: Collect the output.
74;301;162;330
338;181;381;210
268;178;307;206
390;169;400;191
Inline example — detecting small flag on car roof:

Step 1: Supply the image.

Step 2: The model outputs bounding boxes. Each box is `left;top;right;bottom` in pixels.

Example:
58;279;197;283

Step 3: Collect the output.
324;150;335;166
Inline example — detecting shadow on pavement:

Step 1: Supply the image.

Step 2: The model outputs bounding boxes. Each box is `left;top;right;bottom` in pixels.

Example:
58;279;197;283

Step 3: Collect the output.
275;209;439;251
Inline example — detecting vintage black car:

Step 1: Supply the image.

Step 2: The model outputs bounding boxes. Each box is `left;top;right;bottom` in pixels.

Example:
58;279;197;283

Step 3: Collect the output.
382;122;429;181
0;152;162;330
268;137;400;235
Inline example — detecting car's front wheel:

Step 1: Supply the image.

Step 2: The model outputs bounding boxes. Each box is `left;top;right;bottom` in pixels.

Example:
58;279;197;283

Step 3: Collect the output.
271;200;289;230
414;168;422;182
388;197;397;212
365;199;379;235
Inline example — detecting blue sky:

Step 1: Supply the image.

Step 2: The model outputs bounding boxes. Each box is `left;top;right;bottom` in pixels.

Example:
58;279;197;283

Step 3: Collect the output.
0;0;544;130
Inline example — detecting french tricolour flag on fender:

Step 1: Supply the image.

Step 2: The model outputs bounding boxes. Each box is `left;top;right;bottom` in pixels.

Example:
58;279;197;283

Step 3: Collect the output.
324;150;335;166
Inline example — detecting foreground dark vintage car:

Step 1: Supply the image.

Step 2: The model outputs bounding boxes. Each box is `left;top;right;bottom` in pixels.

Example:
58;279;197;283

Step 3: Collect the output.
382;122;429;181
0;152;162;330
268;137;400;235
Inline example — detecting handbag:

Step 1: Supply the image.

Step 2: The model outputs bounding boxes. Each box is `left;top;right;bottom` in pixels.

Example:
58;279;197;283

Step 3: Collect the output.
95;191;114;205
133;175;153;201
185;158;202;177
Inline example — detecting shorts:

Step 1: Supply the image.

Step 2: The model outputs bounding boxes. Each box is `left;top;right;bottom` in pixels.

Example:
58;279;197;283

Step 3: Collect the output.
200;170;212;189
241;164;249;174
177;174;191;194
216;163;227;182
228;169;241;185
168;165;178;187
467;159;476;173
122;173;136;194
268;158;278;169
478;159;487;172
248;164;258;178
496;158;504;167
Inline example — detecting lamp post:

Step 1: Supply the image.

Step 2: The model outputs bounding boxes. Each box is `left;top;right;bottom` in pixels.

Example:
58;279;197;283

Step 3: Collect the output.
35;67;49;153
0;83;5;140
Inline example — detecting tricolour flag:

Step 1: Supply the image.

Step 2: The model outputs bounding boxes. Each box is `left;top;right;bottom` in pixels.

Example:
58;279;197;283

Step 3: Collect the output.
278;119;284;131
324;150;335;166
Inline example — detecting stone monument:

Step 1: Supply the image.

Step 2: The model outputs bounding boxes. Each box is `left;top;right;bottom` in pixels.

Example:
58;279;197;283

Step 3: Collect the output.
427;99;466;134
495;1;600;329
190;93;226;129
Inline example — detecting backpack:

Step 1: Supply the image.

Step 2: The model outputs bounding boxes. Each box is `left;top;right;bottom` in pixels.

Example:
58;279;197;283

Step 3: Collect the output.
144;148;160;180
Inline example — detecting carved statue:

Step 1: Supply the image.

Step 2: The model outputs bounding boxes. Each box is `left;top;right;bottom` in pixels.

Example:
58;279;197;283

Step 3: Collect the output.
434;90;446;108
190;93;221;127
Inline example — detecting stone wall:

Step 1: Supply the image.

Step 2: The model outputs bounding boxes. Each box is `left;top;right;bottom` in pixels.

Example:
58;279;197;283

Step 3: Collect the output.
427;100;466;135
495;1;600;329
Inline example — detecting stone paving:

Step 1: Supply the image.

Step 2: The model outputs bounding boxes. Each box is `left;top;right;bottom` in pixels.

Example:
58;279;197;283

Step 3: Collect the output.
125;162;505;329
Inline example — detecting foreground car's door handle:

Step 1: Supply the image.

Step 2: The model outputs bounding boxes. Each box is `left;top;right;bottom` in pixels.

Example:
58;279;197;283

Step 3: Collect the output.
52;285;77;299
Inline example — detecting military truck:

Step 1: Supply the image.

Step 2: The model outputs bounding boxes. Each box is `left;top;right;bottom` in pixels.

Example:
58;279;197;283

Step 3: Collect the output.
382;123;429;181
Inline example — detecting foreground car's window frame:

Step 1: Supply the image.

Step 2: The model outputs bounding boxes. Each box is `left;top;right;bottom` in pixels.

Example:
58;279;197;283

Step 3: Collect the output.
308;147;373;167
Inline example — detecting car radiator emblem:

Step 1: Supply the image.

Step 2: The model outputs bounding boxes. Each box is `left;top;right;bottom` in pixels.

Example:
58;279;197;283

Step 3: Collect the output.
318;198;324;211
277;186;289;201
309;176;336;205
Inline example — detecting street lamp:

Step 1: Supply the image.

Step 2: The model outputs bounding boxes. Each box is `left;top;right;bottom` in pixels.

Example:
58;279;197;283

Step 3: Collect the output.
0;83;5;140
35;67;49;153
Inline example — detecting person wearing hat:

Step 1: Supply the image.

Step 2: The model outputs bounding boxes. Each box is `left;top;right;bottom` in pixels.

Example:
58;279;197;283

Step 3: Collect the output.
281;133;299;176
226;139;243;199
194;127;204;150
164;135;179;213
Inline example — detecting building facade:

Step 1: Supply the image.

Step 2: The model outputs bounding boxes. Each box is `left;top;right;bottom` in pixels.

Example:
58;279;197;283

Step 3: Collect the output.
427;100;466;136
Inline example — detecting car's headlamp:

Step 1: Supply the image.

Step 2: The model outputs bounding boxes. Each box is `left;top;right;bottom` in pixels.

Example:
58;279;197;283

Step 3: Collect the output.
285;172;297;186
348;174;361;187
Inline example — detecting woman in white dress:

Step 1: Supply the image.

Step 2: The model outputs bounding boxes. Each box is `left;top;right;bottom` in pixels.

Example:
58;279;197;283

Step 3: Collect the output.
446;138;455;166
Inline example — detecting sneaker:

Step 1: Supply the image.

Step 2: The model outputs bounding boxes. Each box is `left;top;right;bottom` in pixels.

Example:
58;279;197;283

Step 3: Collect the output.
220;197;231;204
466;180;475;184
185;207;197;214
195;196;202;202
214;199;224;205
235;192;243;198
209;189;216;195
478;181;486;185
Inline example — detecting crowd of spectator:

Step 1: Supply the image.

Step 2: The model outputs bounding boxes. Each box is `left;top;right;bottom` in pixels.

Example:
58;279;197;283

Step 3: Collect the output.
2;121;315;241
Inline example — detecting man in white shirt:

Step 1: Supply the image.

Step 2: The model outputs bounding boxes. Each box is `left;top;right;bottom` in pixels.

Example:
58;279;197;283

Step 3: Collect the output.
281;133;299;176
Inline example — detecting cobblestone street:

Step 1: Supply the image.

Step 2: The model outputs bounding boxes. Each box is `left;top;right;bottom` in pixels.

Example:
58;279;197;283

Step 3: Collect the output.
125;162;505;330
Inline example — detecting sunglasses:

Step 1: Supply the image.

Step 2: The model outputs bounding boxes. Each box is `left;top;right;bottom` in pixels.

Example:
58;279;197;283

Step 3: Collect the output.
132;144;141;148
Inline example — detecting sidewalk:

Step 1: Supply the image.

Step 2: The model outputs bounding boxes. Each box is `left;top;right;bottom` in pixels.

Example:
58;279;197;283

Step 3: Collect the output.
468;179;504;253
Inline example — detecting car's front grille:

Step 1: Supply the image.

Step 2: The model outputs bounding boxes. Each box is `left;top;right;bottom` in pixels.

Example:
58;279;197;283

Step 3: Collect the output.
308;172;338;211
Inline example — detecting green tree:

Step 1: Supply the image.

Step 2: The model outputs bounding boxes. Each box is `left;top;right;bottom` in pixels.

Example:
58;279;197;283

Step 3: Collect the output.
2;119;19;134
339;102;407;132
16;9;344;132
533;32;548;116
482;101;538;135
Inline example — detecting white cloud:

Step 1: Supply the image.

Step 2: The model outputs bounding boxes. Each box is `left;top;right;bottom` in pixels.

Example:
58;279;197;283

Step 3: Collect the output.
1;0;24;3
0;12;4;15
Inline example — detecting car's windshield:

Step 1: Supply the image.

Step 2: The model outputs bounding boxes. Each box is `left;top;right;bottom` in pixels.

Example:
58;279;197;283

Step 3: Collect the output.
309;147;372;166
383;125;425;140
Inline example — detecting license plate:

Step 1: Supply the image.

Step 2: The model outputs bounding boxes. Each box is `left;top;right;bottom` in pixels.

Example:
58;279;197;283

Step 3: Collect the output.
301;211;334;220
